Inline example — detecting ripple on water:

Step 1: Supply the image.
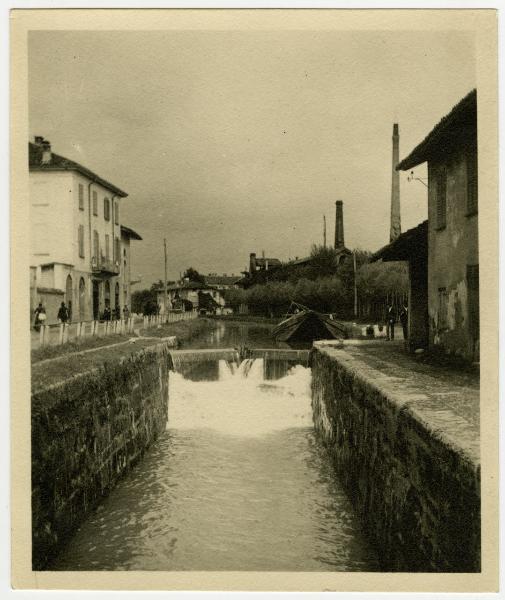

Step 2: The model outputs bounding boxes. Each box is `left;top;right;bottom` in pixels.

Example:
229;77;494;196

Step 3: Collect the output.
52;364;378;571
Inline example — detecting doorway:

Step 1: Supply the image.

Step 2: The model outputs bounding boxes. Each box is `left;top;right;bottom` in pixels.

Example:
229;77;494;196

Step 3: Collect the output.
92;280;100;320
65;275;73;322
79;277;86;321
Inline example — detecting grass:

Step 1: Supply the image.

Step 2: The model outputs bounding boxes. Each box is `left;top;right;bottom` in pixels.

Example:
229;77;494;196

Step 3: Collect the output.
31;334;131;364
31;318;218;391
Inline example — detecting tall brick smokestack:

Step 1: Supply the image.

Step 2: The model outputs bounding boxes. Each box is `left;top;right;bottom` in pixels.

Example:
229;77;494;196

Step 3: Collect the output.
390;123;401;242
334;200;344;249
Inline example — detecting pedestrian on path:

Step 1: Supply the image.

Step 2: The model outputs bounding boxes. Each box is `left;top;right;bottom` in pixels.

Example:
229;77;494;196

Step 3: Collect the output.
57;302;69;324
386;303;396;340
34;302;46;331
399;304;408;341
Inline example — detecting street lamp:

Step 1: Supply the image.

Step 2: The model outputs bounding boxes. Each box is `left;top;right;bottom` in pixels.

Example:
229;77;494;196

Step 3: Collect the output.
407;170;428;188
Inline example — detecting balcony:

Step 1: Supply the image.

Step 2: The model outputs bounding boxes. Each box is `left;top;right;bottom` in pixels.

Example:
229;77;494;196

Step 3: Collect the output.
91;255;120;276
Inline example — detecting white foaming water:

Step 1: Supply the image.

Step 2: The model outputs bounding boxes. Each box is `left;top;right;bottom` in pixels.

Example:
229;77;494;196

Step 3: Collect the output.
168;359;313;436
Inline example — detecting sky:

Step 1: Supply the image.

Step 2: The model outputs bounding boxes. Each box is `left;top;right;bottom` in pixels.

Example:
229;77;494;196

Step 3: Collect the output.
28;30;475;287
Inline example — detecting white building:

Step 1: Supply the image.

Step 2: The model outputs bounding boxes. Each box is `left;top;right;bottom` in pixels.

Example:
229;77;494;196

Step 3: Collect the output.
29;136;141;324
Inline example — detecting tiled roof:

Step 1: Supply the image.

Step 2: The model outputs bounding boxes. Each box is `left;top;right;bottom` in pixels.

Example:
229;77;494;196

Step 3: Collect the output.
255;257;281;266
204;275;241;286
397;89;477;171
372;220;428;262
166;280;211;291
120;225;142;240
29;142;128;197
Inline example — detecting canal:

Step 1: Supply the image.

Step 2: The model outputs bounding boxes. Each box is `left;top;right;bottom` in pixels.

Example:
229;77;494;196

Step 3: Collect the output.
52;320;378;571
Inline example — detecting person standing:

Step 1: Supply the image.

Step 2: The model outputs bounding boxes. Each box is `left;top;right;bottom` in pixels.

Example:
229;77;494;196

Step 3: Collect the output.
386;303;396;340
34;302;46;331
57;301;69;324
399;304;409;341
123;305;130;320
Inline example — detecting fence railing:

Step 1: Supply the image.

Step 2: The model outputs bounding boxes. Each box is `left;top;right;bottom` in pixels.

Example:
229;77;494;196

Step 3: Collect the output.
33;310;198;349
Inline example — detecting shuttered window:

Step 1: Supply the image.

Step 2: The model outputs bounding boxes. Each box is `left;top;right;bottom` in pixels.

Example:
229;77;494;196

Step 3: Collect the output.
115;237;120;262
104;198;110;221
78;225;85;258
467;264;479;342
466;152;478;216
93;230;99;261
78;184;84;210
92;191;98;216
438;287;448;330
436;167;447;230
105;234;110;259
114;203;119;225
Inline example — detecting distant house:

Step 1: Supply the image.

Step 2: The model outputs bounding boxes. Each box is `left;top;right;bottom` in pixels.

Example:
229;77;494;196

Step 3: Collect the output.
374;89;479;362
29;136;139;324
156;279;227;314
203;274;242;290
249;253;281;275
120;225;142;312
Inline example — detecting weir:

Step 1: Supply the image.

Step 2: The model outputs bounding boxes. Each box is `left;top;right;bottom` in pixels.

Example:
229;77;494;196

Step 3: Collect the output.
169;347;310;381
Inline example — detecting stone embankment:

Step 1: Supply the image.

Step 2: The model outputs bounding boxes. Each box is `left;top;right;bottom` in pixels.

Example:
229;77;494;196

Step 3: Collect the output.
31;341;172;570
310;340;480;572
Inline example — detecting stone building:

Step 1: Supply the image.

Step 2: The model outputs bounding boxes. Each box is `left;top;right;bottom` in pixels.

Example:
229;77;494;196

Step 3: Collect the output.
29;136;139;324
374;89;479;362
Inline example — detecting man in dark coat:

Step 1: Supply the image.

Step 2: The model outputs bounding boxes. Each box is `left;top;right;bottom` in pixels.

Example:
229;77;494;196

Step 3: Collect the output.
399;304;409;341
57;302;69;324
386;303;396;340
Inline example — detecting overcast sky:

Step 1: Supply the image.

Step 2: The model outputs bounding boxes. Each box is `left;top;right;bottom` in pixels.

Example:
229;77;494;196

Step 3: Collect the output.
29;30;475;286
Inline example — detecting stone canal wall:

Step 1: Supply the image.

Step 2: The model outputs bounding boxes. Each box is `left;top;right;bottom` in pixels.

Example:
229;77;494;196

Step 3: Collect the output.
31;342;171;570
310;342;480;572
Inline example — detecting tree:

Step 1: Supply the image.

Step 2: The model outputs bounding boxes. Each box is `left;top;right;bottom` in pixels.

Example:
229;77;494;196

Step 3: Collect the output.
131;288;158;315
183;267;205;284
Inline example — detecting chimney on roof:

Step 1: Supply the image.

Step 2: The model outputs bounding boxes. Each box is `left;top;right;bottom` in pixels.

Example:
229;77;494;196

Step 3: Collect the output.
334;200;345;249
390;123;401;242
249;253;257;274
41;140;52;165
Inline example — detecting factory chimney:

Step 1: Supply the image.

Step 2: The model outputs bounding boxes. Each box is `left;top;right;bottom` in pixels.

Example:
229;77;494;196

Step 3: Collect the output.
334;200;344;250
390;123;401;242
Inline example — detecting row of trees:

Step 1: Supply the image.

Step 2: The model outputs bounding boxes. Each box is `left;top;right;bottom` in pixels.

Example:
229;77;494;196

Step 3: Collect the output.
224;245;408;321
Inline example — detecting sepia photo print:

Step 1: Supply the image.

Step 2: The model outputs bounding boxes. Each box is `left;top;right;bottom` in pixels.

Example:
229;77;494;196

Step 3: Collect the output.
10;8;499;593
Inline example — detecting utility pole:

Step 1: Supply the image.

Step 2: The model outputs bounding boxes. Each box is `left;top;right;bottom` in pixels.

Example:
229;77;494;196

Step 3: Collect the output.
353;252;358;318
323;215;326;248
163;238;168;321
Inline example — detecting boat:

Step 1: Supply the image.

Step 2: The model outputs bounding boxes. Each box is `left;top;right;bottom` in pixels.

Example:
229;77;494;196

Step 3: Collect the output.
272;303;348;344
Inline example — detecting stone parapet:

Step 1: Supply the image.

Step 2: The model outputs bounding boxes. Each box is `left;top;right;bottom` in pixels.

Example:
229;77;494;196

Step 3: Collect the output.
310;341;480;572
31;342;171;569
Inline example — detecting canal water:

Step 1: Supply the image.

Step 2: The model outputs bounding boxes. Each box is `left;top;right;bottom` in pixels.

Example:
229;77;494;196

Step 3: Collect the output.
52;321;378;571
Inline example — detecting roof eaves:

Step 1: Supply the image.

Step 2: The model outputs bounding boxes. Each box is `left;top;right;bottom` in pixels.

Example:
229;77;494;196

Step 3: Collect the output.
396;89;477;171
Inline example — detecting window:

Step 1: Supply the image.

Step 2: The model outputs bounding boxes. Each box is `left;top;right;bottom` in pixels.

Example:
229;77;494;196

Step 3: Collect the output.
105;234;110;259
93;230;99;261
92;191;98;216
467;264;480;343
104;197;110;221
114;203;119;225
115;237;120;262
436;167;447;230
438;287;448;330
466;152;478;216
78;184;84;210
78;225;85;258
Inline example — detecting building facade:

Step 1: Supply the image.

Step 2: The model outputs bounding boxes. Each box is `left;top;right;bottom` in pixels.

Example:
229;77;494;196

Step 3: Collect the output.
375;90;479;362
29;137;139;324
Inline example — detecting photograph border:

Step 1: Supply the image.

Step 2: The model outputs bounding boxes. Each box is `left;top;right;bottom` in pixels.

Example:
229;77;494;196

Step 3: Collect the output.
10;7;499;592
